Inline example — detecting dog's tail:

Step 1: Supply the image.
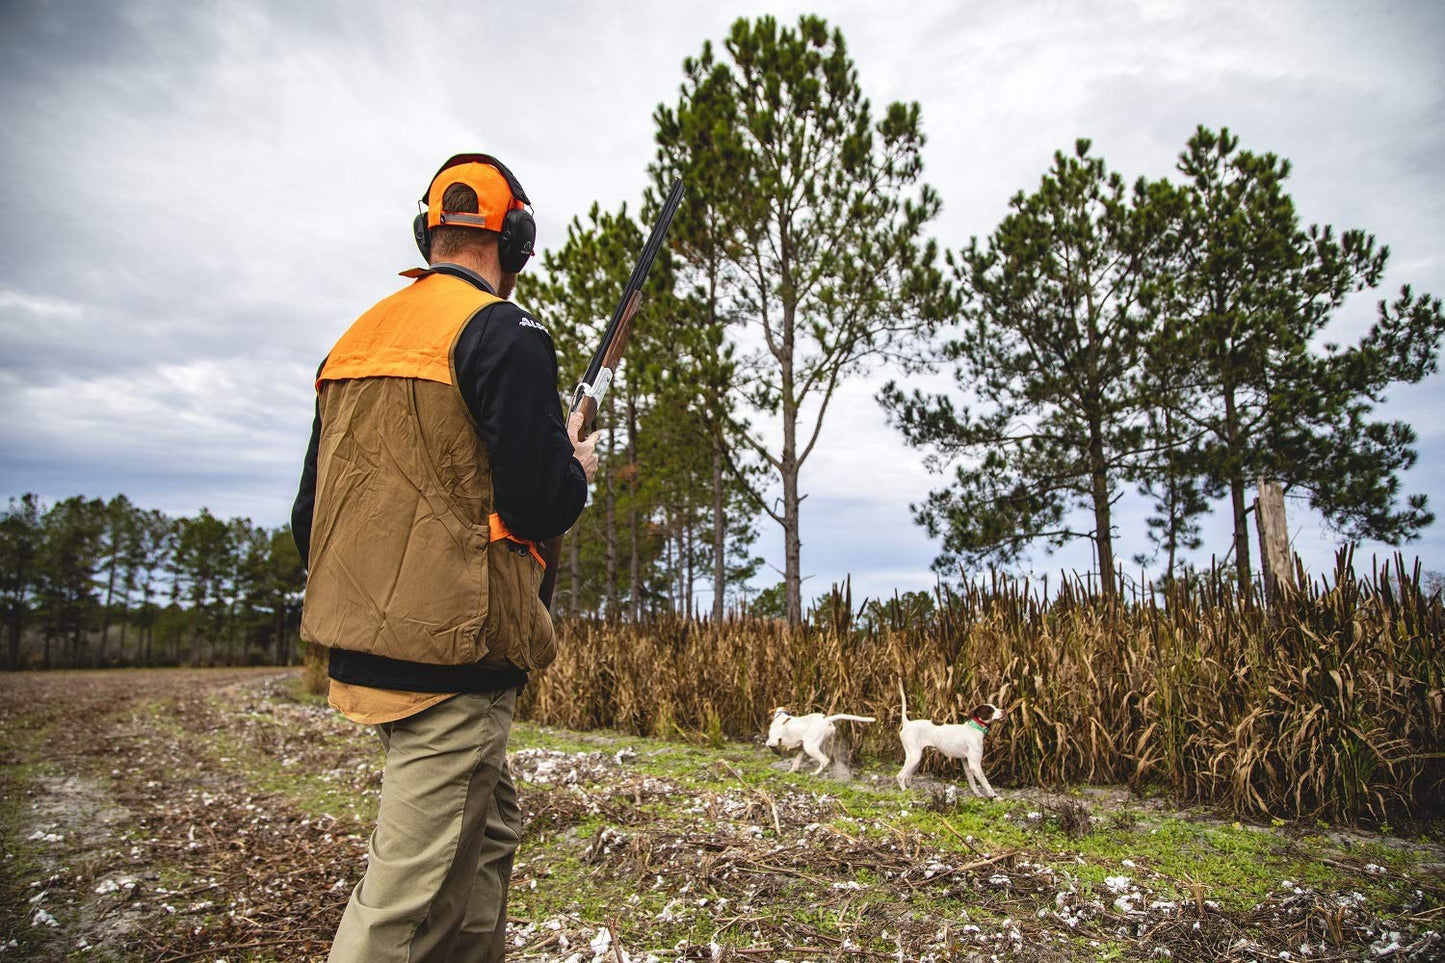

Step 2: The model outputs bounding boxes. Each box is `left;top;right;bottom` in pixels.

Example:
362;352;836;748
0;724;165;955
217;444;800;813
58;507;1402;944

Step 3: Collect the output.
898;680;910;726
823;714;875;724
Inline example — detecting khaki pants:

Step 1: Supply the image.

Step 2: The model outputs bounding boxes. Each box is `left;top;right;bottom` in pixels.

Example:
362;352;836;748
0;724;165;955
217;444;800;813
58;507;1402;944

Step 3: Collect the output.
330;688;521;963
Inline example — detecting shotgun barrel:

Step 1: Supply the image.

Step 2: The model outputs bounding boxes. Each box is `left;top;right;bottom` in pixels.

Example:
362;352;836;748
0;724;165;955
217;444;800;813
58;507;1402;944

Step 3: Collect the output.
538;179;685;609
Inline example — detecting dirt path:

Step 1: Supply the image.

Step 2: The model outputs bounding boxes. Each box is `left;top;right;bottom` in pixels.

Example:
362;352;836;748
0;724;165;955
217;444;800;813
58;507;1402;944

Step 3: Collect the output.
0;668;356;961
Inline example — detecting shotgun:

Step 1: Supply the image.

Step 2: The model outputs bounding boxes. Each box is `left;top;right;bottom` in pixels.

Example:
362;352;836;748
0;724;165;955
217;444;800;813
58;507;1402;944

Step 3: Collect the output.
538;178;685;609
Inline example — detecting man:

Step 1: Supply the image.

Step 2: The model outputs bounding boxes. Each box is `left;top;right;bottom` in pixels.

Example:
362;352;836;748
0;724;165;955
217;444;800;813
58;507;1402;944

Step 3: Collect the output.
292;153;599;962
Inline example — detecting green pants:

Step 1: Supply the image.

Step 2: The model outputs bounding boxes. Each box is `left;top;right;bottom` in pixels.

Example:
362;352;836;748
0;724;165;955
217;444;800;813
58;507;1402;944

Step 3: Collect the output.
329;688;522;963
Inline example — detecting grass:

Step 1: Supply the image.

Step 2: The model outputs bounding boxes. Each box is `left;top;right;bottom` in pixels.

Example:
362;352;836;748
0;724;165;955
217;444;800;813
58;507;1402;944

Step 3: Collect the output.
0;694;80;959
515;718;1427;900
501;719;1438;957
0;761;52;959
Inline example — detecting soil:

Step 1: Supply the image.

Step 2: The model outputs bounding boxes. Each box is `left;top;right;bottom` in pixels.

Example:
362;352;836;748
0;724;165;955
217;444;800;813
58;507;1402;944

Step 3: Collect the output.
0;668;351;961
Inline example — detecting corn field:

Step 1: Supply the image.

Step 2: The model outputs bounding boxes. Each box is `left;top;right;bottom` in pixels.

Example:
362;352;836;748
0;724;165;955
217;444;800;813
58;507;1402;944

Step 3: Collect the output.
524;551;1444;826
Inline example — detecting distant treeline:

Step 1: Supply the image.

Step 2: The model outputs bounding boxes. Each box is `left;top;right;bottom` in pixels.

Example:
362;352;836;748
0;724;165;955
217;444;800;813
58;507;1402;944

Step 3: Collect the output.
0;493;304;670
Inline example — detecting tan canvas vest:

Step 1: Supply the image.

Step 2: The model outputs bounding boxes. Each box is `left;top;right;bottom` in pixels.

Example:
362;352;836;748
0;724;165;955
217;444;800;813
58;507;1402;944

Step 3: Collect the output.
298;271;556;671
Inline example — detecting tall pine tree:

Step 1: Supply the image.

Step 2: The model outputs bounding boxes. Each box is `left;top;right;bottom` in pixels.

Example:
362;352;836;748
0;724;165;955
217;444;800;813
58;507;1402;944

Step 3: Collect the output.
1152;127;1444;591
652;46;757;620
658;15;950;622
882;140;1170;597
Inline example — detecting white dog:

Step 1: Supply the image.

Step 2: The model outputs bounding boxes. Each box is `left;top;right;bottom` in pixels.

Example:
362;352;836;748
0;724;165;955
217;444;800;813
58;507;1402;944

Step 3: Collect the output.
896;682;1005;797
766;708;875;775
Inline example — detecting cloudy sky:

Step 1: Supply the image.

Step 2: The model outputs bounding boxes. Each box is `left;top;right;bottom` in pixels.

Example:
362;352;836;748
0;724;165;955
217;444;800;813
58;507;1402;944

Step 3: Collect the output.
2;0;1441;607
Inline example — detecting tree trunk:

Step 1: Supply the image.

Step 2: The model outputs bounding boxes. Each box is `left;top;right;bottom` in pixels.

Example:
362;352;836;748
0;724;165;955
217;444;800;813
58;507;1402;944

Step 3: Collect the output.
7;555;27;668
1165;519;1178;582
190;594;203;666
781;371;802;625
712;445;725;622
567;536;581;617
684;523;694;620
1255;479;1295;606
1164;467;1186;583
1229;478;1252;596
663;509;675;613
627;395;640;622
628;506;640;622
100;560;117;665
1087;420;1117;600
604;423;618;619
141;585;153;663
285;604;298;664
672;526;682;617
1222;378;1253;595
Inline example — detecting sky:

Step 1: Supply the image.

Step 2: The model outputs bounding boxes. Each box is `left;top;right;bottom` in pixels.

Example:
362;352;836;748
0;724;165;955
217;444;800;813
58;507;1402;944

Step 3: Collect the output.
1;0;1442;609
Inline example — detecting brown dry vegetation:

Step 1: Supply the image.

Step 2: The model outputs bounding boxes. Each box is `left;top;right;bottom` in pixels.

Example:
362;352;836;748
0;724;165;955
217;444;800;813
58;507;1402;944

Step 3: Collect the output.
527;553;1444;826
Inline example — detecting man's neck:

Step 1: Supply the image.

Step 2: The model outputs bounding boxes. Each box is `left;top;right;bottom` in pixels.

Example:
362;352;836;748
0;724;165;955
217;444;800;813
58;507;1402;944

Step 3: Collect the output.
434;249;502;294
427;262;496;295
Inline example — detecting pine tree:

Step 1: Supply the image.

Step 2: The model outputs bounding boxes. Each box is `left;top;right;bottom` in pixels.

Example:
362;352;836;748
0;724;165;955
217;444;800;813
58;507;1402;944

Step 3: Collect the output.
0;493;42;668
132;508;175;664
882;140;1169;597
652;41;756;620
173;508;231;664
1153;127;1445;591
658;15;950;622
522;202;682;617
35;496;106;667
97;494;139;664
1133;406;1210;582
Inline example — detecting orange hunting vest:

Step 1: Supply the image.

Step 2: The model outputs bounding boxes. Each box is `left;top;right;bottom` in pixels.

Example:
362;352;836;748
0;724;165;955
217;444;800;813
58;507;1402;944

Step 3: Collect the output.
299;271;557;671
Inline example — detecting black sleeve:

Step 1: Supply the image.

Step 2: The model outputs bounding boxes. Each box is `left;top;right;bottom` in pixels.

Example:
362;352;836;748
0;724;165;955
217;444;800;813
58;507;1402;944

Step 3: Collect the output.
453;302;587;542
290;365;324;567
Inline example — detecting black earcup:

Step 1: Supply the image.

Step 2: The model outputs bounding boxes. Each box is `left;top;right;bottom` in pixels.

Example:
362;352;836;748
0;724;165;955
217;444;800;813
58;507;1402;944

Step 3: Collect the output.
413;211;431;261
497;208;536;274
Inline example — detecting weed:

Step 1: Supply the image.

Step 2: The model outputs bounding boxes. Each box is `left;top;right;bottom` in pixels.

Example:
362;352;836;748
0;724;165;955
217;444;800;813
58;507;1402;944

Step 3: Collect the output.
1048;798;1093;838
525;552;1444;826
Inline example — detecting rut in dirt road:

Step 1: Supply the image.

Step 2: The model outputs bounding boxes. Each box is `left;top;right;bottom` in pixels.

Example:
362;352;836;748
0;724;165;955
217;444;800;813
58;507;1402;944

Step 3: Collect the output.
0;668;364;961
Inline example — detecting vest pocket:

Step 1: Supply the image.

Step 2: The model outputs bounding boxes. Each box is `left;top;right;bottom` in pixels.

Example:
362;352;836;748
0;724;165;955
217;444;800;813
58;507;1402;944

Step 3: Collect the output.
483;542;555;670
525;571;557;670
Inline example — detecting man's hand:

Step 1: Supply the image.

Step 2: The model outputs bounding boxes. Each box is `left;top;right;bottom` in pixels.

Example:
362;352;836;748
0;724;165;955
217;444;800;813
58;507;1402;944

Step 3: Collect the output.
567;409;602;484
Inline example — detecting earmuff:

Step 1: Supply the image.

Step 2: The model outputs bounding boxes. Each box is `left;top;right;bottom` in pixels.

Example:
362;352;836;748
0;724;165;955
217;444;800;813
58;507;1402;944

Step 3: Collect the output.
495;205;536;274
413;153;536;274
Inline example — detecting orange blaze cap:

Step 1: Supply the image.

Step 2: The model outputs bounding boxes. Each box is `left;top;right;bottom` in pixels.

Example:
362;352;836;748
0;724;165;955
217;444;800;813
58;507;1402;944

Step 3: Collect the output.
425;161;525;232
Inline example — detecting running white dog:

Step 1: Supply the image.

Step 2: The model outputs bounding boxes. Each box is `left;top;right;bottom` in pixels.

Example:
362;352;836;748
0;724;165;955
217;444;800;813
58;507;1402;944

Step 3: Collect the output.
766;708;875;775
896;682;1005;797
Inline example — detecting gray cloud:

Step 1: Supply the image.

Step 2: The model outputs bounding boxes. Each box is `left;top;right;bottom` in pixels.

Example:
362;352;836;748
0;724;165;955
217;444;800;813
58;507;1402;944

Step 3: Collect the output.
1;0;1442;597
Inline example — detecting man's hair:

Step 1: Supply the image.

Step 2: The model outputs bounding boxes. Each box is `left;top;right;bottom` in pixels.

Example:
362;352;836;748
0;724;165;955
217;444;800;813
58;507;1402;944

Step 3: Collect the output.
428;183;499;263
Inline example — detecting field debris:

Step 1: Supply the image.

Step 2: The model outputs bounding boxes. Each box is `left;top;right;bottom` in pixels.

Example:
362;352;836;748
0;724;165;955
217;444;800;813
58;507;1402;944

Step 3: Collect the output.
0;668;1440;961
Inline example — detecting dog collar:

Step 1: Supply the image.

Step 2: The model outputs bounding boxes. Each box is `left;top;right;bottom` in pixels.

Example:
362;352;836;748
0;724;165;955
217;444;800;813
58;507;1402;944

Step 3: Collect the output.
967;718;990;734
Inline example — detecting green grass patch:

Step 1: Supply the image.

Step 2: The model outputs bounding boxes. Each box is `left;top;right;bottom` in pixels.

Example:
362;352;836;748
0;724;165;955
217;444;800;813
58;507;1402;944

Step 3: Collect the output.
0;760;52;958
506;723;1442;949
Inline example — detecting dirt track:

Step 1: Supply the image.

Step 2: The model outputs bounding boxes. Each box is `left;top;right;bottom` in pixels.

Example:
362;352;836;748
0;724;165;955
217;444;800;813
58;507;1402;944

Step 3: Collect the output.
0;668;353;961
